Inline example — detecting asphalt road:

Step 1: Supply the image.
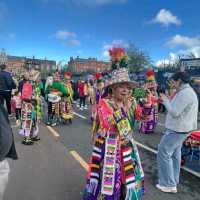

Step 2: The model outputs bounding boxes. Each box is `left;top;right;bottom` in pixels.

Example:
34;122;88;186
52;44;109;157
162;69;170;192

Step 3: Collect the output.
4;106;200;200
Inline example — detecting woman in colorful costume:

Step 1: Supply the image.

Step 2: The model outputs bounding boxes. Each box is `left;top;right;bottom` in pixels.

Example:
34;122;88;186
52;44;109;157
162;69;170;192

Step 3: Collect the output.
45;74;69;126
19;72;40;145
60;72;74;124
90;73;105;122
83;48;145;200
140;69;158;134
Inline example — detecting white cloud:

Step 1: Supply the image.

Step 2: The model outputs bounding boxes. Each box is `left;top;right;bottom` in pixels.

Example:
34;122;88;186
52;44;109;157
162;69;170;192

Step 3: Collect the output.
155;59;170;68
178;46;200;58
102;39;130;59
155;52;178;67
66;39;81;46
167;34;200;48
71;0;127;6
51;29;81;47
155;48;200;68
53;30;76;40
188;46;200;57
156;34;200;67
153;9;181;26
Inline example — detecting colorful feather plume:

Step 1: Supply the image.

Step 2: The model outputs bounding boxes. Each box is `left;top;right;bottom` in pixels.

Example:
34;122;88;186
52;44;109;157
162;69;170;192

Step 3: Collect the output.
64;71;72;80
95;73;102;80
146;68;155;81
109;47;128;69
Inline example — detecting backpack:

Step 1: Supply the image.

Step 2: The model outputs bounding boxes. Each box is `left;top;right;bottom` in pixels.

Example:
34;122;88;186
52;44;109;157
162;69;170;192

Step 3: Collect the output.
22;82;33;100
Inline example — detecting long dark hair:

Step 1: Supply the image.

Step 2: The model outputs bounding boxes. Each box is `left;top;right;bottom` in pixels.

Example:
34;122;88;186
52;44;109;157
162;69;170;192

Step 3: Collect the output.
171;72;191;84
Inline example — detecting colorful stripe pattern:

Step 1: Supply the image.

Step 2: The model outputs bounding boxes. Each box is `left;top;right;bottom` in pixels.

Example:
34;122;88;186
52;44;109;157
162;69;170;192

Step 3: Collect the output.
121;142;136;188
101;137;118;196
85;135;105;197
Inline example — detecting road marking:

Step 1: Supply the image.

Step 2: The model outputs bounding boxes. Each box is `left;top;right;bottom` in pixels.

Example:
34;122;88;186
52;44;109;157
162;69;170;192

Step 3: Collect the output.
134;140;158;154
47;114;200;179
134;140;200;178
73;112;87;119
46;126;60;138
70;150;89;171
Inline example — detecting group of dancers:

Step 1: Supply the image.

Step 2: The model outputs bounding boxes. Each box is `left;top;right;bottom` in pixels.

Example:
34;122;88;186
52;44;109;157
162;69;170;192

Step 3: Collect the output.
11;70;74;145
11;47;159;199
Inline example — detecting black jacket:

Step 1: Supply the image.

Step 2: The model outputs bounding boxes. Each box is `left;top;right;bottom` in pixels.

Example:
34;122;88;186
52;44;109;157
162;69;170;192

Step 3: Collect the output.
0;70;16;92
0;104;18;161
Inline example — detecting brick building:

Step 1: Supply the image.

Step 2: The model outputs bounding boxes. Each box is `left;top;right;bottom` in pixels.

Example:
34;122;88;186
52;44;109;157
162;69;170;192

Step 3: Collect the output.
2;55;56;78
6;56;27;74
68;56;111;74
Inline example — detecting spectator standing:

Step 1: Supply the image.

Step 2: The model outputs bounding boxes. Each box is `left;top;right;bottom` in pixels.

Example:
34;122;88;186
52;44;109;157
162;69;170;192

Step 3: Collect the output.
12;91;22;125
0;104;18;200
18;75;27;94
78;80;86;110
156;72;198;193
0;64;16;115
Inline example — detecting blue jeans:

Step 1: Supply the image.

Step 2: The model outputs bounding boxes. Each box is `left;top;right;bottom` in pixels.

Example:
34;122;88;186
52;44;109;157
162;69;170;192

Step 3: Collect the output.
157;130;189;187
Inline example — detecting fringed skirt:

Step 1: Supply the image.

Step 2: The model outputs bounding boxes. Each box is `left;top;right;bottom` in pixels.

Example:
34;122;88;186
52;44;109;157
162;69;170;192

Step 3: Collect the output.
60;100;73;120
19;101;39;138
83;134;145;200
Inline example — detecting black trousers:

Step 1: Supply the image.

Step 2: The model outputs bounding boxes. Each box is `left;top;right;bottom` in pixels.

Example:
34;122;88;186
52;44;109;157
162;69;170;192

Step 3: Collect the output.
0;92;12;115
15;108;21;120
79;96;86;107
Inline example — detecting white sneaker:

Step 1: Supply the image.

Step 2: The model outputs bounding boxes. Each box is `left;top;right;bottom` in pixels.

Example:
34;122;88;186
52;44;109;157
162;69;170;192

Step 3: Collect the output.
16;120;20;126
80;107;83;111
84;106;88;110
156;184;177;193
77;104;80;108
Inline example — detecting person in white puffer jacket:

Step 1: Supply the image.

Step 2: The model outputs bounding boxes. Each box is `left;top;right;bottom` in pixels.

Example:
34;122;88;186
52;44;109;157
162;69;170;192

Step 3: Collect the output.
156;71;198;194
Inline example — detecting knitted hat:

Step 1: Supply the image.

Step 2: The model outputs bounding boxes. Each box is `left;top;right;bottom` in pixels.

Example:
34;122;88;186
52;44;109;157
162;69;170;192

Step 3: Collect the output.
105;47;138;88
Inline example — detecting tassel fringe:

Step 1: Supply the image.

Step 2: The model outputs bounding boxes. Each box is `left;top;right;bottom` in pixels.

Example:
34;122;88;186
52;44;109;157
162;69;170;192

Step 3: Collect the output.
125;187;138;200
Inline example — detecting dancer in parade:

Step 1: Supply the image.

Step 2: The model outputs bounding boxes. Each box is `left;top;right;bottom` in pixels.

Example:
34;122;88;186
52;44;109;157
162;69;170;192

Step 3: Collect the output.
90;73;104;122
83;47;145;200
140;69;158;134
45;73;69;126
60;72;74;124
19;71;41;145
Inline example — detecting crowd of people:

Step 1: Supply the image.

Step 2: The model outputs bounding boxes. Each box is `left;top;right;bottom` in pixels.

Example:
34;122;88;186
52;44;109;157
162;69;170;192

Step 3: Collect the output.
0;47;199;200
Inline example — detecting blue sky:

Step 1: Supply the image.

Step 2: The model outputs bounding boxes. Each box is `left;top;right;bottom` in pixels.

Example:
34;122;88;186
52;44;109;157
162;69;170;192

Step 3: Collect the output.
0;0;200;66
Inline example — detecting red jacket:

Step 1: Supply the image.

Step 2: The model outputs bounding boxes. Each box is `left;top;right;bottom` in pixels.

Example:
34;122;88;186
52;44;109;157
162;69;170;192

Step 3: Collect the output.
78;82;85;97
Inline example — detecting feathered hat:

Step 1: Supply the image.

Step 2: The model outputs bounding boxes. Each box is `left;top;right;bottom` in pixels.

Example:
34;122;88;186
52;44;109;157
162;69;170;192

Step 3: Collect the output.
105;47;137;88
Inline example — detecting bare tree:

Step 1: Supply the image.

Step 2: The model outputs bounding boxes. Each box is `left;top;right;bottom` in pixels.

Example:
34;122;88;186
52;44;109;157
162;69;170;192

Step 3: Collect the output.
126;44;151;72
